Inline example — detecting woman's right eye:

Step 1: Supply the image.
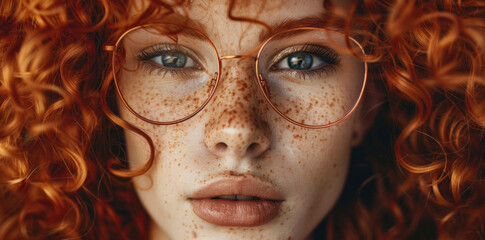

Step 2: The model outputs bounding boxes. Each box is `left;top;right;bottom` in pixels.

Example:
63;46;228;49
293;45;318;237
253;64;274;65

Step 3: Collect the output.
137;44;203;74
150;51;199;69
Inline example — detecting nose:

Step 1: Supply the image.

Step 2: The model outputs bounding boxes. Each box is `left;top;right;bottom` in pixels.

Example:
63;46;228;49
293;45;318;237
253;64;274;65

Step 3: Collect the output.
204;60;271;160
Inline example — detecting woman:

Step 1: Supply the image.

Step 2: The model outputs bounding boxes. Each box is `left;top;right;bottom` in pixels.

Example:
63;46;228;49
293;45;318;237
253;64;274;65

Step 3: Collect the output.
0;0;484;239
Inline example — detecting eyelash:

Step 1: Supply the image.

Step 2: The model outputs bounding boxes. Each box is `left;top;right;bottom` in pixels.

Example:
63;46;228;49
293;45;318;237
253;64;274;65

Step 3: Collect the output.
269;44;341;79
136;44;202;77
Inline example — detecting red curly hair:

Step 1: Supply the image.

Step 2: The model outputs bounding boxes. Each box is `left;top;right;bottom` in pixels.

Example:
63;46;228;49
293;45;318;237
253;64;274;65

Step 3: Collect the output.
0;0;484;239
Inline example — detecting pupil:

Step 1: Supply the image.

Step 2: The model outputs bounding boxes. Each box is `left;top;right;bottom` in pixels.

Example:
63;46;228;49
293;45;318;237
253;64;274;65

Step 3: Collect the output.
162;53;186;68
288;54;313;70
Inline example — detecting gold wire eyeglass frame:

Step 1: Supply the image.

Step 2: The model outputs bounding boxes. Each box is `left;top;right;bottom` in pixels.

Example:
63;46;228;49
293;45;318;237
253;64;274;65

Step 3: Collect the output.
103;25;368;129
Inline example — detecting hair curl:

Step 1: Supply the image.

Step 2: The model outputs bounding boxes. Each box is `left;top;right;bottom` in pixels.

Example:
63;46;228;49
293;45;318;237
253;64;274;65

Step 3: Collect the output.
0;0;484;239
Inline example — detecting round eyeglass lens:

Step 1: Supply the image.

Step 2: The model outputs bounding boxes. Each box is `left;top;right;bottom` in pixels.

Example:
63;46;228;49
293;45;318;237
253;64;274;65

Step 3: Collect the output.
257;28;366;126
114;25;219;124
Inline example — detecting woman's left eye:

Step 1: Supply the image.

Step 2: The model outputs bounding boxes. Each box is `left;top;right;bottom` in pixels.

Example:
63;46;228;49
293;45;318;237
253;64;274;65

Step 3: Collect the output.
275;53;325;70
150;51;198;69
268;44;341;73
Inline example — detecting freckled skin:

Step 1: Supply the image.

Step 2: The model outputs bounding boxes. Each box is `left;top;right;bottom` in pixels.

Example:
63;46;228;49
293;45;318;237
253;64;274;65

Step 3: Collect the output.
119;0;366;239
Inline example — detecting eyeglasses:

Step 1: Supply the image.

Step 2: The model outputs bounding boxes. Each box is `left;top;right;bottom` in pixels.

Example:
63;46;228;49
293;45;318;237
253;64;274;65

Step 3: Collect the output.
104;24;367;129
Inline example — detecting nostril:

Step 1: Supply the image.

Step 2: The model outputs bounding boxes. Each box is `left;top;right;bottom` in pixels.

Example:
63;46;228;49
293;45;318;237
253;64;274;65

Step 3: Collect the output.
215;142;228;152
247;142;259;153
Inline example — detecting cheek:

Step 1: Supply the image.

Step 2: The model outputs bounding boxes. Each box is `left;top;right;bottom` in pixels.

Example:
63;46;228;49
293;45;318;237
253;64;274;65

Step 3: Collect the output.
120;104;197;194
268;118;354;227
124;119;200;225
271;117;354;173
123;120;198;173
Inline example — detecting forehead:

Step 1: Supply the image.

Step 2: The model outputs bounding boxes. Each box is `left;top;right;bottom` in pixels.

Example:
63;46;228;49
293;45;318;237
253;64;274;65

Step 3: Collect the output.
186;0;325;20
184;0;326;31
133;0;328;33
131;0;328;55
185;0;326;52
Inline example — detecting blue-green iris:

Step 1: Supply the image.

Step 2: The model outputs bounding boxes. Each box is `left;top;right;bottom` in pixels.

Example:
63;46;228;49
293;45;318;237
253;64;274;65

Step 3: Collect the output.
162;53;187;68
287;54;313;70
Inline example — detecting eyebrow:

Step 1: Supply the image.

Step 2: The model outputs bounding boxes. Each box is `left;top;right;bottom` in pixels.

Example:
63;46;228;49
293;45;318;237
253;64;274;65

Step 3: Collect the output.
143;11;211;41
156;13;342;46
260;14;341;41
176;13;340;40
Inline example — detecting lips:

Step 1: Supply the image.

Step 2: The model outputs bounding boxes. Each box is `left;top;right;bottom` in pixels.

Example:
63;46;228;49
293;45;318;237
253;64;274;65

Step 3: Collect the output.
189;176;283;227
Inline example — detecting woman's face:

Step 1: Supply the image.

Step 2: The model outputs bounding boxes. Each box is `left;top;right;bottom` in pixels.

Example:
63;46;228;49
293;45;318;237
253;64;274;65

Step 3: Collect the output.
120;0;364;239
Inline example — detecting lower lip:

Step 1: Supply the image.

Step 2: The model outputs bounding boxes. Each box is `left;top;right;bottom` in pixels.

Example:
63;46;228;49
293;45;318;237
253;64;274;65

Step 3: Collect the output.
191;199;281;226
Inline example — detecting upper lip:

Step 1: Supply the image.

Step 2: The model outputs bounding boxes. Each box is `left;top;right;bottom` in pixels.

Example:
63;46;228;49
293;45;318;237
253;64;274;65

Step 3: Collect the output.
189;176;284;201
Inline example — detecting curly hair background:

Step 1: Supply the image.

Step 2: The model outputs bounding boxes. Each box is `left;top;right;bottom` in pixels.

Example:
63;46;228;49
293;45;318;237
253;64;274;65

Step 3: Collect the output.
324;0;485;239
0;0;484;239
0;0;151;239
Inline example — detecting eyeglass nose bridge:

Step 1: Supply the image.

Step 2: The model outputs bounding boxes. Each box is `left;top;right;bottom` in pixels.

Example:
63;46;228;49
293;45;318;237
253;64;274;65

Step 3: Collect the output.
219;54;251;60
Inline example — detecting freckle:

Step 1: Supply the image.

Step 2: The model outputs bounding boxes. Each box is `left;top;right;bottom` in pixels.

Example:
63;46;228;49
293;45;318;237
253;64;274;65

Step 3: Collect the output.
333;163;337;168
192;231;197;238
